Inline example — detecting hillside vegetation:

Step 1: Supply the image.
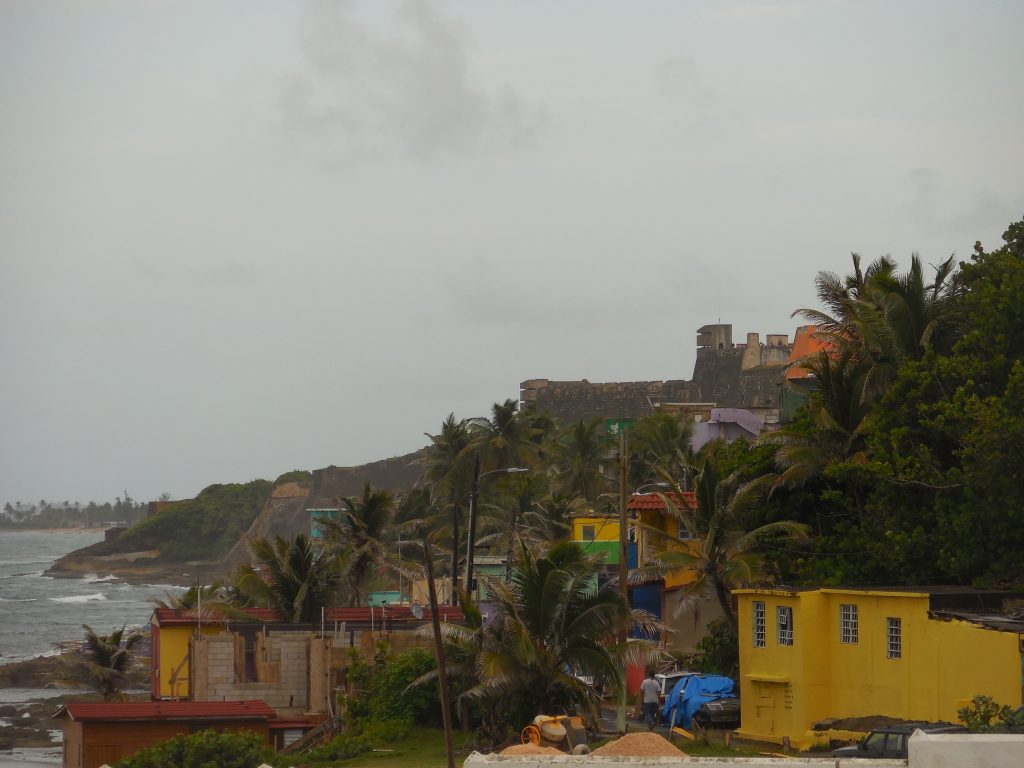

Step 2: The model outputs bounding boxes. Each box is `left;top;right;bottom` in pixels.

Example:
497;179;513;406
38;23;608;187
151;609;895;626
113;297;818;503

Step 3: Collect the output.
119;480;274;561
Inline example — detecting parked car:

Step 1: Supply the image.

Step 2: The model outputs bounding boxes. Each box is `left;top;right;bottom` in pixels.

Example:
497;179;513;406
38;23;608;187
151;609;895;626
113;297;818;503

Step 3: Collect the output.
654;670;691;709
692;696;741;729
832;723;969;759
655;671;740;729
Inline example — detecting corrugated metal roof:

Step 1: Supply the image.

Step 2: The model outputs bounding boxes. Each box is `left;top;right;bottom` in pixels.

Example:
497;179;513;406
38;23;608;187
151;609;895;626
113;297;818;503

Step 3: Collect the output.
153;605;464;626
59;700;276;721
628;492;696;512
929;610;1024;633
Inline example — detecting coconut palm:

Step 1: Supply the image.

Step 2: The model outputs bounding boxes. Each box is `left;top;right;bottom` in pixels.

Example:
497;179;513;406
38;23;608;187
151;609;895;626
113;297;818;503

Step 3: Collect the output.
233;533;341;622
550;417;612;502
795;252;960;407
646;443;809;636
468;399;542;473
472;541;662;718
631;411;694;486
419;414;475;602
319;483;395;607
64;625;143;701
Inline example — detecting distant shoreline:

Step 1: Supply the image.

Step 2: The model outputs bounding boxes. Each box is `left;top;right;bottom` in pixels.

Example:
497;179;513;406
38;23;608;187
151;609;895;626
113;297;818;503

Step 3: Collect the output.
0;528;108;534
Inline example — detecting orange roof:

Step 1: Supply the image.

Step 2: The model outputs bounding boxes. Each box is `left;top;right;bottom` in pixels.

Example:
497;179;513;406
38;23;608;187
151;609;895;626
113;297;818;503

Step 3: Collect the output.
628;491;696;512
58;700;276;721
786;325;831;380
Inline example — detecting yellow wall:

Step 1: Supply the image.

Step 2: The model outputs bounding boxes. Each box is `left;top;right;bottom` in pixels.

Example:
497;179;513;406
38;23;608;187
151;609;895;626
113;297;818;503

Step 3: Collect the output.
636;509;700;590
571;516;620;542
153;622;225;699
735;588;1023;748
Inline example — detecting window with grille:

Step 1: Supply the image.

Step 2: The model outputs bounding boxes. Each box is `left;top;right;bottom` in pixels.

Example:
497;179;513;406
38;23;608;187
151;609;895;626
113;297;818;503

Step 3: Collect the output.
887;617;902;659
840;603;859;644
777;606;794;645
676;521;696;540
753;601;766;647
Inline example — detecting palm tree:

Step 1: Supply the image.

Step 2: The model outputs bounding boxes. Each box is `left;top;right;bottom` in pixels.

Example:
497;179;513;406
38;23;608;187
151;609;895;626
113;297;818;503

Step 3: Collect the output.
646;443;809;636
468;399;542;473
471;541;662;717
419;414;475;602
550;417;612;502
233;533;341;622
631;411;694;486
795;252;961;407
314;483;395;607
64;625;143;701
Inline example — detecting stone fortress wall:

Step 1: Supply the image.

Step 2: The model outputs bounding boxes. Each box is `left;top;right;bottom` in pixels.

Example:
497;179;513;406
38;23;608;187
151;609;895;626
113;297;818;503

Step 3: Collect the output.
520;324;794;425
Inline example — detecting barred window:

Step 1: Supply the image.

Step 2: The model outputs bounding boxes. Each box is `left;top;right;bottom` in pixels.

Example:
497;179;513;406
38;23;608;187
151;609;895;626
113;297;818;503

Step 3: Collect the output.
777;606;794;645
840;603;859;644
753;601;766;647
887;617;902;659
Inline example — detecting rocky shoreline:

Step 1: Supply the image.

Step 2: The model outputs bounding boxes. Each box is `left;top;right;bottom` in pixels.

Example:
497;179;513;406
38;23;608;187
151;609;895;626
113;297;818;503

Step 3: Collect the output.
44;537;221;586
0;656;149;751
0;656;73;751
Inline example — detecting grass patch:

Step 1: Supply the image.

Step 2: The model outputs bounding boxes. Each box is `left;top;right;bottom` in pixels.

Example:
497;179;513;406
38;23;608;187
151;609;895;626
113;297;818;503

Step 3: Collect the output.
283;727;478;768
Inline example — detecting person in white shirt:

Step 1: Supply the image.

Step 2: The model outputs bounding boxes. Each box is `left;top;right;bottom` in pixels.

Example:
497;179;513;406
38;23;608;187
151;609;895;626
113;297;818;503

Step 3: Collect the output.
639;671;661;730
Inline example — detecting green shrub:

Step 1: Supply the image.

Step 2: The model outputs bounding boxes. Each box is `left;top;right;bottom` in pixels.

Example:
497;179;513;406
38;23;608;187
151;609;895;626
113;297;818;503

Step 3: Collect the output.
114;728;270;768
958;695;1024;733
370;647;439;724
298;718;412;763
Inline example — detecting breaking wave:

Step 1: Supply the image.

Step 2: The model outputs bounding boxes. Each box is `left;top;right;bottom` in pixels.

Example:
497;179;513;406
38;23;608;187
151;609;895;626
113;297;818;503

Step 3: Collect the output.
49;593;106;604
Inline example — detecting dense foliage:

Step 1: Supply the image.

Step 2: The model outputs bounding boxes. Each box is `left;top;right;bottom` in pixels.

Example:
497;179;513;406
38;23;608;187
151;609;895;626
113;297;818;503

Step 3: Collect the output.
772;217;1024;587
114;728;271;768
120;480;272;561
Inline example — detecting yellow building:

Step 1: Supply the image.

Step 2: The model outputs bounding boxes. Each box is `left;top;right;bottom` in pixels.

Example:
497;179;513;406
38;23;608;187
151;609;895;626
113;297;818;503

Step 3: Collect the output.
734;587;1024;748
568;493;724;653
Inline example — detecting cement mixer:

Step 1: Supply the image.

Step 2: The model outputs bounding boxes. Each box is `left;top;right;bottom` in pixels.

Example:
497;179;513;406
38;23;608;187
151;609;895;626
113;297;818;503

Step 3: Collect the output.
520;714;589;752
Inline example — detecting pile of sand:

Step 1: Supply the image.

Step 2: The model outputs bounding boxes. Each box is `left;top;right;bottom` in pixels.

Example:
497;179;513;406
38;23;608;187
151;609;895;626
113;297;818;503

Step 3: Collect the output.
499;743;564;756
591;732;687;757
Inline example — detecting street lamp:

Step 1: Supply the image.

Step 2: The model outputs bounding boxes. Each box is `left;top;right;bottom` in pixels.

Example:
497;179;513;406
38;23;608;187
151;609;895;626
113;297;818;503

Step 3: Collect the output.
464;453;528;601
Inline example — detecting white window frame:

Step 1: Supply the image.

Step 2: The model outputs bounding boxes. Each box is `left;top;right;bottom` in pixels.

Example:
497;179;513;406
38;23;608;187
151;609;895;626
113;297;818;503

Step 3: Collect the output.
777;605;794;646
840;603;859;644
753;601;766;648
887;617;902;659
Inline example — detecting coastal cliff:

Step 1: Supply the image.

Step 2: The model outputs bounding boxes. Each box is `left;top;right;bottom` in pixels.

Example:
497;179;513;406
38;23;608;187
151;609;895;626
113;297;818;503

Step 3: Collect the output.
46;452;425;584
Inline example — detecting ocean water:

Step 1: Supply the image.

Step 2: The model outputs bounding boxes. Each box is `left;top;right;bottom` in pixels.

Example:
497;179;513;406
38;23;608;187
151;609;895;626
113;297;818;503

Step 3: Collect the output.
0;530;182;662
0;531;185;766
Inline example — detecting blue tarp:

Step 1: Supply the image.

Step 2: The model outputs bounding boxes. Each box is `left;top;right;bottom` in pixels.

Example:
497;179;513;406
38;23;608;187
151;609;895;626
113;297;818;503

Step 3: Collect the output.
661;673;736;728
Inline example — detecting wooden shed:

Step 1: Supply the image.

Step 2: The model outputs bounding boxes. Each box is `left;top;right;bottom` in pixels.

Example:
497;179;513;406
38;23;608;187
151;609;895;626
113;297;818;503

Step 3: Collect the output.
55;700;275;768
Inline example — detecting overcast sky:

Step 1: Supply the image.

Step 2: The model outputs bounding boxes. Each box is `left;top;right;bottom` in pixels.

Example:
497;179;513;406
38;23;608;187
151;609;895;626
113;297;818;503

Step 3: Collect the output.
1;0;1021;505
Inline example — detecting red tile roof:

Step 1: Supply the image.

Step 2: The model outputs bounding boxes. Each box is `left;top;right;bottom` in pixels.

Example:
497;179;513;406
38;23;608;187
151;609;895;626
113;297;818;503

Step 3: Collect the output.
628;491;696;512
58;700;276;722
152;605;464;626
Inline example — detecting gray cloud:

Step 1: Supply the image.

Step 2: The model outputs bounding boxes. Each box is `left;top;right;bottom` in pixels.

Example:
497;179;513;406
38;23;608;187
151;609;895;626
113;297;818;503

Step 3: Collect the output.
279;0;542;163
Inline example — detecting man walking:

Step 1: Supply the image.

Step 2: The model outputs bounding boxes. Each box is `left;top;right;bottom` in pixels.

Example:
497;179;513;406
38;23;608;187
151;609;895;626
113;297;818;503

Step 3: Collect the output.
640;670;661;731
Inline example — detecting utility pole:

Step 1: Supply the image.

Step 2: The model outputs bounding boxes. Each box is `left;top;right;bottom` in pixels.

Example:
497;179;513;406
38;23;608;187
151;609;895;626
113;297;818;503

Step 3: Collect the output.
450;505;460;606
424;540;455;768
464;453;481;601
616;425;629;734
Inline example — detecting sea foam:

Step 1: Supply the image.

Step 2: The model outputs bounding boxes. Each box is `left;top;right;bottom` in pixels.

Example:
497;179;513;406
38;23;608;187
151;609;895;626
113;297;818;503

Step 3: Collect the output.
49;593;106;603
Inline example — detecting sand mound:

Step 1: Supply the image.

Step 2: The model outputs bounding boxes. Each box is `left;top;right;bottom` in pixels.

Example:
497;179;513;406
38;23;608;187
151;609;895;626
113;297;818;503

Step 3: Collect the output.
591;732;687;757
499;743;565;755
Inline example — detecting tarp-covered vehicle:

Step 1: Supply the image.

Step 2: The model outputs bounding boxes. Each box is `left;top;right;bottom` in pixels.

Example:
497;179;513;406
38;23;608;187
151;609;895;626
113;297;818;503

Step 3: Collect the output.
661;673;739;729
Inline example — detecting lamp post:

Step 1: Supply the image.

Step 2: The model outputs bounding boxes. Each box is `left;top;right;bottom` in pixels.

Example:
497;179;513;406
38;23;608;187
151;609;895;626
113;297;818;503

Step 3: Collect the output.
464;453;528;601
